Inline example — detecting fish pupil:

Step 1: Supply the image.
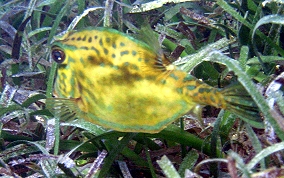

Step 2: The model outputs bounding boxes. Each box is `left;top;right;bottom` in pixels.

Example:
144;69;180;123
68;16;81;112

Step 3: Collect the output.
52;48;65;63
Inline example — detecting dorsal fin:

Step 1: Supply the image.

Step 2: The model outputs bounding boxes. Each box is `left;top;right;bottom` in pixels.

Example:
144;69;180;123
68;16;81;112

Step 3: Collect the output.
137;25;161;55
136;24;173;72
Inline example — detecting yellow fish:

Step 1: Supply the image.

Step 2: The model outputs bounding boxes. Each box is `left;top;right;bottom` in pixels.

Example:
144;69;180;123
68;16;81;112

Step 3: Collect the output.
47;27;261;133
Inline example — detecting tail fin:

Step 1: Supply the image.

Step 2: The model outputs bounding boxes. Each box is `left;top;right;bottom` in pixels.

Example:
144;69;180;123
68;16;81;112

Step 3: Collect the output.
221;84;263;128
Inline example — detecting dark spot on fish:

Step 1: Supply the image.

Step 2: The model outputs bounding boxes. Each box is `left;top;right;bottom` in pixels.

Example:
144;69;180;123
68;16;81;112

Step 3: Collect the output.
120;50;129;56
170;73;179;81
68;56;76;64
58;81;66;94
198;88;205;93
130;64;139;70
183;75;194;82
77;36;82;41
132;50;137;56
58;73;67;93
88;54;112;66
91;47;100;55
112;54;116;58
160;79;166;84
82;35;87;41
112;65;119;70
88;37;92;43
123;62;129;66
106;37;111;43
186;85;196;90
99;39;103;46
71;37;76;41
58;64;67;69
210;96;216;102
104;48;109;55
80;46;89;50
88;56;95;61
60;72;67;79
112;43;116;49
101;66;142;86
176;88;183;94
94;35;98;40
78;70;84;78
138;58;142;62
120;42;125;47
198;88;211;93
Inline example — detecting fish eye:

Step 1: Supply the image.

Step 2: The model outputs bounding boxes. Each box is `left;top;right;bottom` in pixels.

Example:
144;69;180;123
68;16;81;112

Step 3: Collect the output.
51;48;65;63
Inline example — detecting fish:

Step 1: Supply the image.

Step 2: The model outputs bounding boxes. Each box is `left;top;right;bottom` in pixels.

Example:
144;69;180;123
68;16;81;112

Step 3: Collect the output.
47;27;261;133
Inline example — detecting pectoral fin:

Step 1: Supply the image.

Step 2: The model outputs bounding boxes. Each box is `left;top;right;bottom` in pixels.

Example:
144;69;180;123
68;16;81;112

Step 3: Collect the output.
46;98;81;121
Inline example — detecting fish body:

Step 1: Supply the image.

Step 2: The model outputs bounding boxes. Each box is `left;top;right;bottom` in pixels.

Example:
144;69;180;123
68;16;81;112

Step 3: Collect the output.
48;27;260;133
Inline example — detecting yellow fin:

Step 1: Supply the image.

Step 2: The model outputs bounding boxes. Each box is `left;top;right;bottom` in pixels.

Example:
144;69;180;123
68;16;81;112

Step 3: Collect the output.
46;98;81;121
